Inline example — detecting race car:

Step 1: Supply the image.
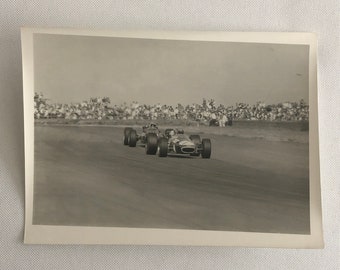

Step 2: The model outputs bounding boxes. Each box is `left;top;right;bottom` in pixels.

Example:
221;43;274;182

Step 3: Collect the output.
123;123;163;155
157;128;212;158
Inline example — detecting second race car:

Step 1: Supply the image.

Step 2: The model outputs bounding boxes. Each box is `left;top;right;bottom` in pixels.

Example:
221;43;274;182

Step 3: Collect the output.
123;122;163;155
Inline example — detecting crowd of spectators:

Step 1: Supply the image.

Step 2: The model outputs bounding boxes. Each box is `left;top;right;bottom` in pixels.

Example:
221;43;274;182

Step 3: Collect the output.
34;92;309;124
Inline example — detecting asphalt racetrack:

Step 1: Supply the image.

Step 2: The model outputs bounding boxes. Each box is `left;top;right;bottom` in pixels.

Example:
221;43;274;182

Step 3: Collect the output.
33;124;310;234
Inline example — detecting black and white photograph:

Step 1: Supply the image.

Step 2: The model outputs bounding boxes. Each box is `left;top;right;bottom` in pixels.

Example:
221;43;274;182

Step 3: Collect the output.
22;29;322;247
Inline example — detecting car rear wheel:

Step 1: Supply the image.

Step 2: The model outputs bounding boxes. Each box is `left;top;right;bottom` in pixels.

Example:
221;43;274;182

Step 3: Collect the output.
201;139;211;159
123;127;132;145
145;134;158;155
128;129;137;147
158;138;168;157
189;135;201;156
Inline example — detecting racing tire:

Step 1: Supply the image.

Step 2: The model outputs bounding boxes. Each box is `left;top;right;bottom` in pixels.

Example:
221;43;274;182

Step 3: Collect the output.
201;139;211;159
189;135;201;156
158;138;168;157
128;129;137;147
145;134;158;155
123;127;132;145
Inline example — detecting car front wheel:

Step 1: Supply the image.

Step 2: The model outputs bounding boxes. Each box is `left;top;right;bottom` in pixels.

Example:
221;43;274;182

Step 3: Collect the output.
123;127;132;145
128;129;137;147
158;138;168;157
145;134;158;155
201;139;211;159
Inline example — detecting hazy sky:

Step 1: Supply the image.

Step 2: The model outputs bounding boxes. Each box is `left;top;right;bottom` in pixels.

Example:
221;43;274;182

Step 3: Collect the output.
34;34;309;106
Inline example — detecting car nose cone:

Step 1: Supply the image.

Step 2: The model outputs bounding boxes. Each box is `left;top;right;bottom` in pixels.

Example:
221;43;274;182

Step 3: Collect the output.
181;146;195;153
179;141;195;147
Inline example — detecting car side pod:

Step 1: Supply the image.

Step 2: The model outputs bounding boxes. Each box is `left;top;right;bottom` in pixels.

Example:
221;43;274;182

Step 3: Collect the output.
158;138;168;157
201;139;211;159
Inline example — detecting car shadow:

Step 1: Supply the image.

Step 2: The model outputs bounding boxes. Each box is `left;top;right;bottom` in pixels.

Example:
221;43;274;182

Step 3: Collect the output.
167;154;196;159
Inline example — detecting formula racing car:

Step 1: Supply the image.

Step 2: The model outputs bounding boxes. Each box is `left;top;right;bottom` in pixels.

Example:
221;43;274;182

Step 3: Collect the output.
123;123;163;155
157;128;211;158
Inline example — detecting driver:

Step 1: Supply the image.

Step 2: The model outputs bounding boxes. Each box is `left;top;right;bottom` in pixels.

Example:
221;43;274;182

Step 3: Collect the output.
176;128;184;134
150;122;158;129
142;124;149;133
169;129;175;137
148;122;160;135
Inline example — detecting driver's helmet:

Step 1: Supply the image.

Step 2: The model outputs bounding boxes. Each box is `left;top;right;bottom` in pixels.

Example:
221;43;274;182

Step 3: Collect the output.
150;122;158;128
177;128;184;134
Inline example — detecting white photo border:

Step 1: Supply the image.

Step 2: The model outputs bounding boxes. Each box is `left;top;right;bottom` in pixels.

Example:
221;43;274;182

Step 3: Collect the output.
22;28;323;248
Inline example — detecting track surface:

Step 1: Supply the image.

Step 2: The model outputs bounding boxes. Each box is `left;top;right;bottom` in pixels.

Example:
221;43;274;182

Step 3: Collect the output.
33;125;309;234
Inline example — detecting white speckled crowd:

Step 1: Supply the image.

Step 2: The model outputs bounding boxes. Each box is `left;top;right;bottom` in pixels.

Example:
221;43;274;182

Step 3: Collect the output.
34;93;309;123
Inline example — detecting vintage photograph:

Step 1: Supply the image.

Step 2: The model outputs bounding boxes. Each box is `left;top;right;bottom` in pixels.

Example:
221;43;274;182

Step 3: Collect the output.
22;29;322;247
